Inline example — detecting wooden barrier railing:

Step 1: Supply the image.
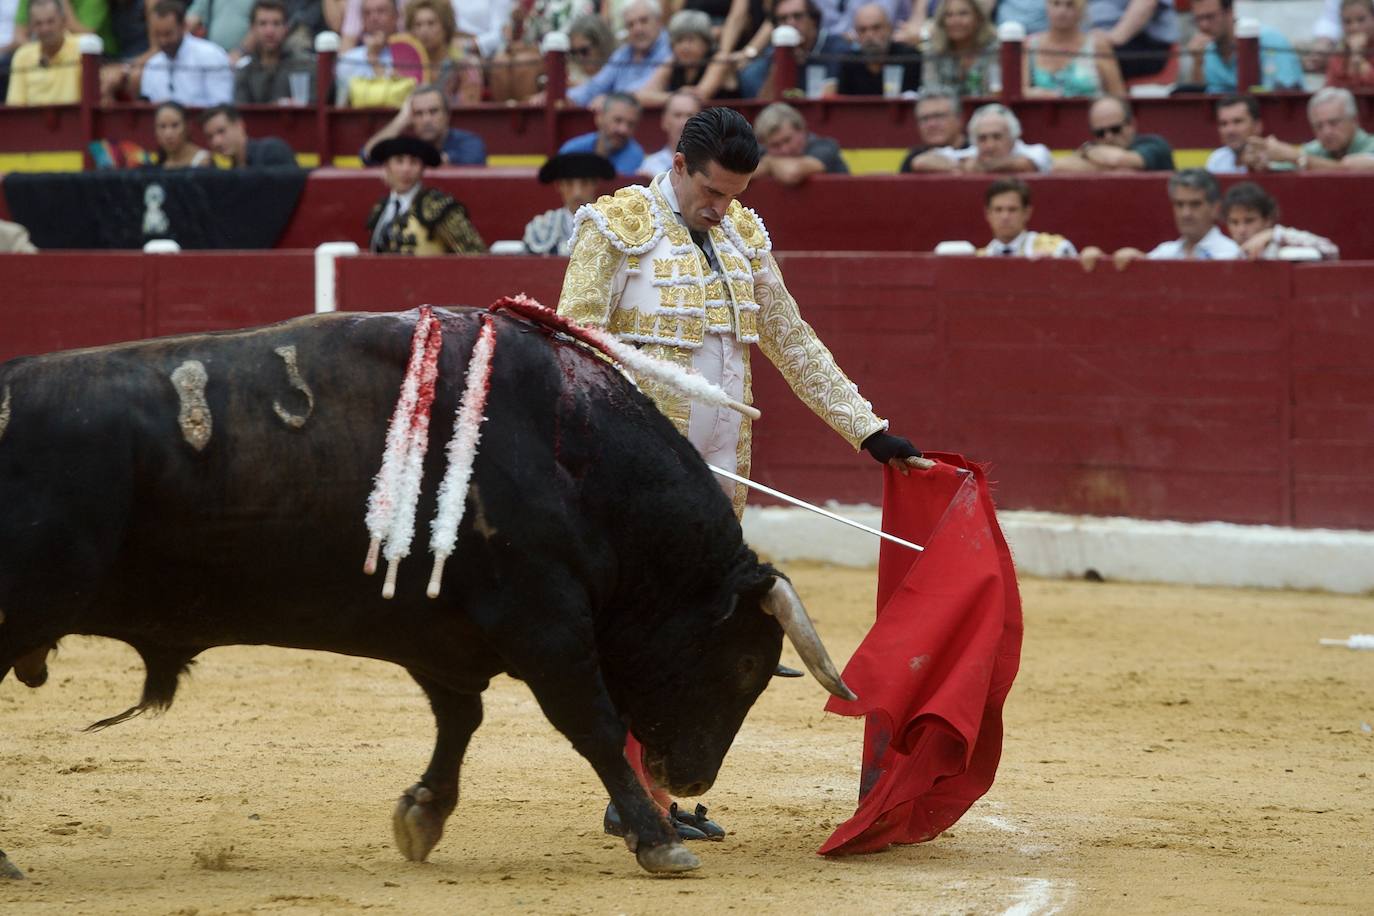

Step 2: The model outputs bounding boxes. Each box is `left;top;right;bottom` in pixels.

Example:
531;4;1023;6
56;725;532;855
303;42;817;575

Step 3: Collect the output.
2;251;1371;530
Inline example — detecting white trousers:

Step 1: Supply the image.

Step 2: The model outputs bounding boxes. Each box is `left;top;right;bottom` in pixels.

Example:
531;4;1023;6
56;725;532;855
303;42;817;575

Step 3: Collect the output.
686;332;748;506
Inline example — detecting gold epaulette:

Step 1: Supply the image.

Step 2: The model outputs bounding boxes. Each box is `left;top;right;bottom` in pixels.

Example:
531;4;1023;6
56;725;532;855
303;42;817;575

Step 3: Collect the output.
1030;233;1069;256
722;200;772;269
575;185;665;252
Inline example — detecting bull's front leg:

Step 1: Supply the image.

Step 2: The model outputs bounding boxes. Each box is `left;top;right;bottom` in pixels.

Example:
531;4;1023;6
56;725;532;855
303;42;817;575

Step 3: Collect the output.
392;674;482;863
521;666;699;875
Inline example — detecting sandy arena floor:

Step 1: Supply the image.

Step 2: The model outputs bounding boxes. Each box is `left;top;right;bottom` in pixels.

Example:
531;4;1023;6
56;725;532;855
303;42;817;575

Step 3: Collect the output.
2;565;1371;915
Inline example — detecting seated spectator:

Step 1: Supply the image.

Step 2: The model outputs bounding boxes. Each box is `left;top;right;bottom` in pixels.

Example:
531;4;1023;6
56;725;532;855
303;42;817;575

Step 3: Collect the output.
558;91;646;174
1081;169;1240;269
363;84;486;165
200;103;297;166
1246;87;1374;171
366;134;487;254
566;0;670;108
488;0;595;102
898;86;967;172
638;88;702;175
140;0;235;106
334;0;420;106
1022;0;1124;98
565;13;614;87
759;0;851;98
1222;182;1340;260
978;178;1077;258
402;0;472;102
1206;94;1269;174
1186;0;1301;94
638;8;739;102
14;0;117;55
0;218;39;252
187;0;252;56
752;100;849;185
152;100;212;168
5;0;79;105
921;0;998;97
1326;0;1374;89
908;102;1051;173
523;152;615;255
1089;0;1177;80
713;0;776;99
234;0;314;104
1053;95;1175;172
838;3;921;96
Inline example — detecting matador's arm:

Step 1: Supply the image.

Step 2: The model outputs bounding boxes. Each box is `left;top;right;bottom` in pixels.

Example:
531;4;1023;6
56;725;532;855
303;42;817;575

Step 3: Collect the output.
754;252;888;450
556;218;627;328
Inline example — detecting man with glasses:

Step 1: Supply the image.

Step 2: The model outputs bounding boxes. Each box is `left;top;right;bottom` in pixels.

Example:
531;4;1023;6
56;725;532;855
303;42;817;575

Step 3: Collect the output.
1053;95;1174;173
1246;87;1374;172
908;103;1050;173
139;0;233;106
759;0;851;98
899;87;967;172
566;0;670;108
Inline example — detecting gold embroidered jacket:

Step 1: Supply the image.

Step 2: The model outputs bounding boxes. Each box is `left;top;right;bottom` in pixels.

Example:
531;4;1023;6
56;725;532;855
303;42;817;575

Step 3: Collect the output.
557;180;886;450
366;186;487;255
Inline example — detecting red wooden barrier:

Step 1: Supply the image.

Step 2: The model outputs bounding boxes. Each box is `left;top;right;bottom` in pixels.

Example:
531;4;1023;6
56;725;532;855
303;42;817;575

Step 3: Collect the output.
269;170;1374;262
2;252;1372;532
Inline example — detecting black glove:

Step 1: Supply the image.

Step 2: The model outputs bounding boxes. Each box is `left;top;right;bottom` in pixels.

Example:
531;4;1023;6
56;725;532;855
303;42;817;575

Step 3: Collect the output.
862;431;922;465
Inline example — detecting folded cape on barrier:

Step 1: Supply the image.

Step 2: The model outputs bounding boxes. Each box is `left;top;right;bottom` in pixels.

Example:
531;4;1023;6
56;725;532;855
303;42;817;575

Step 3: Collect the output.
820;453;1023;855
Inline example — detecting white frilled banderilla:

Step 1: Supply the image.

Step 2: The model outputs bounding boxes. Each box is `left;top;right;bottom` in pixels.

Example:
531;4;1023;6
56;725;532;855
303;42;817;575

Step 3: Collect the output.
361;297;760;599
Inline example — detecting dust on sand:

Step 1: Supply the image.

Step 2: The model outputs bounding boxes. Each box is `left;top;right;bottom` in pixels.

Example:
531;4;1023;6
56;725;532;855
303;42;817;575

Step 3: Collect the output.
2;566;1371;914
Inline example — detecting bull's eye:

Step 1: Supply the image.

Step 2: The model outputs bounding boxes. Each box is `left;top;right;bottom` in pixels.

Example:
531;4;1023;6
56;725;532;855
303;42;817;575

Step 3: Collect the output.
737;656;760;683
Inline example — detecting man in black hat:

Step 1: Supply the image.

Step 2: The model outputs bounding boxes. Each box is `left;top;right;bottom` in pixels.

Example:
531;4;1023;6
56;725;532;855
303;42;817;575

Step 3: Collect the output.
522;153;616;256
366;135;486;255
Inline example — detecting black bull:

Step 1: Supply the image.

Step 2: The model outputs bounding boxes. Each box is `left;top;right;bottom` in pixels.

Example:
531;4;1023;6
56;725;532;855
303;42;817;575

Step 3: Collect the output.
0;307;853;876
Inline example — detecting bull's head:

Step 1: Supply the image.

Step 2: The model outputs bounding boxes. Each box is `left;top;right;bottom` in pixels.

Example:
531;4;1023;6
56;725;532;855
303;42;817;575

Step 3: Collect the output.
620;568;855;798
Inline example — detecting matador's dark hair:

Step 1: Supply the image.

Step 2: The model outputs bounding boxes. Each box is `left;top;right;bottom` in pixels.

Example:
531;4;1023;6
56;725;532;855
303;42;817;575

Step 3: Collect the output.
676;107;761;176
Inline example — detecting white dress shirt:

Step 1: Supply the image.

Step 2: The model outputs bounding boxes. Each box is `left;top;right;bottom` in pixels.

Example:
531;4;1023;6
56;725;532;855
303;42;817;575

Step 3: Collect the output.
932;139;1054;173
1205;146;1247;174
140;34;234;107
1148;226;1243;260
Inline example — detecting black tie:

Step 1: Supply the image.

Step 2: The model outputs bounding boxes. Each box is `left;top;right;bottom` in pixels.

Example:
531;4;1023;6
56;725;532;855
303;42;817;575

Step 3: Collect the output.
690;228;719;272
374;197;401;251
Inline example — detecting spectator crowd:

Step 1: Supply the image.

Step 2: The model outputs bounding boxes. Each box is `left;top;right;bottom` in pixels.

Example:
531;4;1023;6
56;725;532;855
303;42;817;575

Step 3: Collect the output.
0;0;1369;260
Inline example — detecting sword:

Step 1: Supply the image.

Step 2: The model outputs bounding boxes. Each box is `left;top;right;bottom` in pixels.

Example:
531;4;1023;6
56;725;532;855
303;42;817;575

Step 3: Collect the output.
709;464;925;553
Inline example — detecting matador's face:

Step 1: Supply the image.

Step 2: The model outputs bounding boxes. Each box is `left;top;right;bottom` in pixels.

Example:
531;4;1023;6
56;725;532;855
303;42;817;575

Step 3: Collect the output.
670;156;752;233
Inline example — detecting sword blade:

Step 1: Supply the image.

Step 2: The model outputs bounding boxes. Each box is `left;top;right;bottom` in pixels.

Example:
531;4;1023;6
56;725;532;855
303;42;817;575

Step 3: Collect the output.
709;464;925;553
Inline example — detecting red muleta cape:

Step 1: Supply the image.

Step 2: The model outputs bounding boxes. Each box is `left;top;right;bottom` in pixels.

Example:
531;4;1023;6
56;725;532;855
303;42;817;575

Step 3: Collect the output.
819;453;1023;855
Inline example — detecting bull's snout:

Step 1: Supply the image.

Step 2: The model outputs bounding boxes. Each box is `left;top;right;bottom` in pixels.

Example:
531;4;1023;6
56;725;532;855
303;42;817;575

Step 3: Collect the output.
13;645;53;688
646;751;716;798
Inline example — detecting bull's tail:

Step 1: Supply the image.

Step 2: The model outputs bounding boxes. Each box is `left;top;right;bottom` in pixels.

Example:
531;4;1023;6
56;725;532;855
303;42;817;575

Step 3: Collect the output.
85;646;196;732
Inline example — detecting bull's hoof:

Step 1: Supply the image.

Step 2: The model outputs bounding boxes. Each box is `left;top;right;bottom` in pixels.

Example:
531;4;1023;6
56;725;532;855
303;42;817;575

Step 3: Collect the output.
0;852;25;880
391;783;447;862
636;842;700;874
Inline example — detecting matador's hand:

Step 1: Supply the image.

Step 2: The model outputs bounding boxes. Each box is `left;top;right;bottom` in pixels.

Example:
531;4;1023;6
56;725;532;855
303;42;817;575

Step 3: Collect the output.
862;432;935;474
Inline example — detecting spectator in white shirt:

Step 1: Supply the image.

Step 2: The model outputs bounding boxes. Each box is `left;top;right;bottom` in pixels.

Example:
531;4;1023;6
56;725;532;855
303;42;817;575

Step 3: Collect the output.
140;0;234;107
637;89;702;176
1081;169;1242;270
907;103;1053;173
1206;94;1267;174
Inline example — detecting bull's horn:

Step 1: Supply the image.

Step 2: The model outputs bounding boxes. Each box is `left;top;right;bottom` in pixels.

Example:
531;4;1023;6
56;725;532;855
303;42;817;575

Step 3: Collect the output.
761;579;857;702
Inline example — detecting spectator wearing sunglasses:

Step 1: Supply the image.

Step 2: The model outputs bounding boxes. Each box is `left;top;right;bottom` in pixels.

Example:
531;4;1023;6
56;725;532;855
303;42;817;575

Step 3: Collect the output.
565;0;670;108
1053;94;1174;173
